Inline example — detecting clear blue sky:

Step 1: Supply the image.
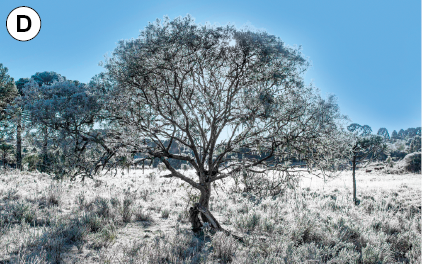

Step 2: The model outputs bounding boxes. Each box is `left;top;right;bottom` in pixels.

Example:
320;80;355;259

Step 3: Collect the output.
1;0;420;134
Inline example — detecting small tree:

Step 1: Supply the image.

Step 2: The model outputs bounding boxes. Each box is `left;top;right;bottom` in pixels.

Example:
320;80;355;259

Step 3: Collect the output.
391;130;398;140
102;16;347;232
377;127;390;140
347;123;387;205
397;129;406;139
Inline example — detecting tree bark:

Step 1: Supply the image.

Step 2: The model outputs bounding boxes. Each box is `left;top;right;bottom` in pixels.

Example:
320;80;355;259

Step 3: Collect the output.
41;126;48;172
189;206;203;233
188;183;243;242
195;203;222;230
198;184;211;223
2;150;6;169
189;202;244;242
188;183;214;231
16;114;22;170
352;155;357;205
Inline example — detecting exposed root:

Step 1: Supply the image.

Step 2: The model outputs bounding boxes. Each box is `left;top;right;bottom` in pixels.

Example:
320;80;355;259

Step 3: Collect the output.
189;203;244;243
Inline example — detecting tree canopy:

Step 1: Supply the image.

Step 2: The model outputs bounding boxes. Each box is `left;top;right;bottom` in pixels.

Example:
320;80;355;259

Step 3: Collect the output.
31;71;64;87
102;16;347;231
377;127;390;140
22;78;109;178
103;16;346;181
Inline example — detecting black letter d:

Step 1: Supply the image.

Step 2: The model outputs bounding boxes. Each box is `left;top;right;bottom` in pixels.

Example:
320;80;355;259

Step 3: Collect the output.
17;15;31;32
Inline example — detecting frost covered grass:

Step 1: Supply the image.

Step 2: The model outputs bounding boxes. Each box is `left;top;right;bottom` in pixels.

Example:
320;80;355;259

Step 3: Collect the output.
0;168;420;263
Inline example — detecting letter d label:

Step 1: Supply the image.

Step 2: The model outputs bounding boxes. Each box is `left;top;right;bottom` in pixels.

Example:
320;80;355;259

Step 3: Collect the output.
17;15;32;32
7;6;41;41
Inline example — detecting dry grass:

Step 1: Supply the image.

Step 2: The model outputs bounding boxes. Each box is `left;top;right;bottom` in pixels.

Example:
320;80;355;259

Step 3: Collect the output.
0;167;420;263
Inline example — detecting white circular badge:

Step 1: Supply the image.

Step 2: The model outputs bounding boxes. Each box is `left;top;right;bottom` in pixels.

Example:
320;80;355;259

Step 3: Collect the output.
6;6;41;42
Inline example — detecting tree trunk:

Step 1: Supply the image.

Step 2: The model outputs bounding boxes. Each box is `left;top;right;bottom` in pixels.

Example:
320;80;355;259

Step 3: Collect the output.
199;184;211;223
41;126;48;172
189;206;203;233
352;155;357;205
16;115;22;170
188;184;218;231
2;150;6;169
185;178;244;242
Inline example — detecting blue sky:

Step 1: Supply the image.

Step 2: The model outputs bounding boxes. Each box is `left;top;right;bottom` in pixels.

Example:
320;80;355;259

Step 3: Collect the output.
1;0;420;135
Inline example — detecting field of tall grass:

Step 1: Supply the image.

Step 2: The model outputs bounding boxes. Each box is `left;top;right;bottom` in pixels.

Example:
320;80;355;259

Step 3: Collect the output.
0;168;420;263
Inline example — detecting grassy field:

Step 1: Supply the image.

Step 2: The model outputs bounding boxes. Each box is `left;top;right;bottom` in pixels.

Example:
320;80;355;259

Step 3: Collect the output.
0;168;420;263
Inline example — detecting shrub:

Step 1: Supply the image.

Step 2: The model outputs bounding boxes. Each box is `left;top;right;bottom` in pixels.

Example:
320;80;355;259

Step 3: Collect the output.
22;154;40;172
161;208;170;219
147;172;157;182
134;207;153;222
177;211;188;223
110;197;121;208
93;196;112;219
212;231;237;262
362;243;393;263
95;222;117;248
235;211;261;232
46;183;63;207
233;170;291;198
404;152;421;173
82;213;104;233
123;197;134;223
24;217;88;263
139;189;149;201
119;230;201;263
390;232;413;260
13;201;36;223
386;152;421;174
260;217;275;233
75;191;86;210
16;247;48;264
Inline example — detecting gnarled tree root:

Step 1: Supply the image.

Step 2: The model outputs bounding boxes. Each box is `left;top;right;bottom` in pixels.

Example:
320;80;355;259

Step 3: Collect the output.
189;203;244;243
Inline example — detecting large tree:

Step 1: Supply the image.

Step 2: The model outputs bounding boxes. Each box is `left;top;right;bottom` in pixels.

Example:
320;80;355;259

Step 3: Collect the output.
0;64;18;169
102;16;346;232
21;72;65;172
0;64;18;121
13;78;30;169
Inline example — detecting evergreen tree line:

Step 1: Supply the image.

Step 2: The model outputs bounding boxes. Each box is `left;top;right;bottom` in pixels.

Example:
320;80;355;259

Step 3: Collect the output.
0;64;420;175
